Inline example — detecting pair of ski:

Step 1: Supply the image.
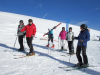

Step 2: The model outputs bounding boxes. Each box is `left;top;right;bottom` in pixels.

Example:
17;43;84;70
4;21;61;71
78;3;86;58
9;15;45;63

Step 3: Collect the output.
61;53;76;57
59;65;95;71
14;54;39;59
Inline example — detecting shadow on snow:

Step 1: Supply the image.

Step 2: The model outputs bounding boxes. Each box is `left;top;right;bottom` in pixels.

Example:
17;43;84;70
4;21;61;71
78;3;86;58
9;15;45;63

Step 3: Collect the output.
33;43;100;75
0;43;100;75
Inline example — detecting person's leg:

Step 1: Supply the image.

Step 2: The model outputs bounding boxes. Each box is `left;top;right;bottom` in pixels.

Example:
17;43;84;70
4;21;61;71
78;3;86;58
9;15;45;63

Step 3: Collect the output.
18;36;21;49
30;37;34;53
51;37;54;45
62;40;66;49
82;46;88;64
18;36;24;50
26;37;30;48
46;38;50;47
68;41;71;53
26;37;34;53
76;46;82;64
60;40;63;50
71;41;74;53
20;35;24;49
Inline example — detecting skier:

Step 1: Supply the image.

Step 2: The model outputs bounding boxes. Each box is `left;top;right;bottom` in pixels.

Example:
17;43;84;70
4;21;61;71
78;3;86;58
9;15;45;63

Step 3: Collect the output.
46;28;54;48
66;27;74;54
17;20;26;51
59;27;67;51
21;19;36;56
74;24;90;68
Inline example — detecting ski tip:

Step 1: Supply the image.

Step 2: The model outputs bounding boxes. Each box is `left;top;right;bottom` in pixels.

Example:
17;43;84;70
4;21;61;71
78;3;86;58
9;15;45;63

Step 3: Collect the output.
14;58;18;59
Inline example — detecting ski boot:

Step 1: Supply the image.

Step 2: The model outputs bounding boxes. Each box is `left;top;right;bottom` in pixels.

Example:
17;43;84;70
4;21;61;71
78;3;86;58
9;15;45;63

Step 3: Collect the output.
74;62;83;67
51;44;55;48
82;64;89;68
60;46;63;51
46;44;49;47
17;48;24;51
27;52;35;56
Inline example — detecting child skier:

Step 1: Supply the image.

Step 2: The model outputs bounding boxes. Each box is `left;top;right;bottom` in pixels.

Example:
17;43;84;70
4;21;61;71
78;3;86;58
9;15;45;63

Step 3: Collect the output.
75;24;90;68
66;27;74;54
46;28;54;48
59;27;67;51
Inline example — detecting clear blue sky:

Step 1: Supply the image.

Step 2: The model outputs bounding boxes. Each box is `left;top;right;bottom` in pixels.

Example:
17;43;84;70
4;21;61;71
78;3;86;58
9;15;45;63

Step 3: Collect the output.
0;0;100;30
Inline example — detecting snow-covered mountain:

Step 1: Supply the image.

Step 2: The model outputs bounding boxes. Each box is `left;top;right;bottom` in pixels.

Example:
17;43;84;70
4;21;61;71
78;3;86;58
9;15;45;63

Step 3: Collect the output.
0;11;100;75
0;11;100;40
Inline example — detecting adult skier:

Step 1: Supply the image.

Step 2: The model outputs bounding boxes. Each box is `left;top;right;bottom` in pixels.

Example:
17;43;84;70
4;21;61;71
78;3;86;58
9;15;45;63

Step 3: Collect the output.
46;28;54;48
21;19;36;56
66;27;74;54
59;27;67;51
17;20;26;51
75;24;90;68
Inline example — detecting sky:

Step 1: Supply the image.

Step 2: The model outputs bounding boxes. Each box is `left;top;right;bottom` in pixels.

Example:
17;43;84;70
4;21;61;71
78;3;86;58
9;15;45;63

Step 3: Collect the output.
0;0;100;30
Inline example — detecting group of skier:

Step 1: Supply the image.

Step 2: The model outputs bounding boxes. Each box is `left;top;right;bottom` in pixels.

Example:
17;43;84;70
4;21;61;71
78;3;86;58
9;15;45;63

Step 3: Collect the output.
17;19;90;68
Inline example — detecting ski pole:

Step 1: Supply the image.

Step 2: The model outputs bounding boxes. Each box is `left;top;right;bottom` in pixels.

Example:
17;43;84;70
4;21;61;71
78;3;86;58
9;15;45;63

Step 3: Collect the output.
69;54;71;63
24;36;26;51
58;37;59;50
13;35;18;52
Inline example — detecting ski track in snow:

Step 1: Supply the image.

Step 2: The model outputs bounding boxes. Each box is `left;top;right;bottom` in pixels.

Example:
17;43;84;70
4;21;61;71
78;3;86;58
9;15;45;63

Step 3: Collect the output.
0;11;100;75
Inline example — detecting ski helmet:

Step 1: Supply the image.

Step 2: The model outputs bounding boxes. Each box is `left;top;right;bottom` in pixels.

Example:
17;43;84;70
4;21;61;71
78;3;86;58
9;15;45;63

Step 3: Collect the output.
48;28;51;31
20;20;23;23
62;27;65;29
80;24;87;29
69;27;72;30
28;19;33;22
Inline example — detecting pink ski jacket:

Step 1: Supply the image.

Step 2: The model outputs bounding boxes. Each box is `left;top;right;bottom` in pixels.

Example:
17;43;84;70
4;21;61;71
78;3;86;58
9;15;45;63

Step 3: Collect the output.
59;31;67;40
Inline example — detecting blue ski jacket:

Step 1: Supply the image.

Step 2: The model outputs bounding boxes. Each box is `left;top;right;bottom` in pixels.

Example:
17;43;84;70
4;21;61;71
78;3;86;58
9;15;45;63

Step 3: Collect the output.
75;29;90;47
47;30;54;38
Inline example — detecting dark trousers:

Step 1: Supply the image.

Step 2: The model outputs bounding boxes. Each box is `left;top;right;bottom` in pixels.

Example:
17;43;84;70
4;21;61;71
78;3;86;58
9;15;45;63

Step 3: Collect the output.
68;41;74;53
26;37;34;53
48;37;53;42
76;46;88;64
18;35;24;49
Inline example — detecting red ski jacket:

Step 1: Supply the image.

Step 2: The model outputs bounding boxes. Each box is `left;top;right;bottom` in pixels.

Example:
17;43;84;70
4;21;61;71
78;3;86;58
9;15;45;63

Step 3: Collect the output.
21;23;36;38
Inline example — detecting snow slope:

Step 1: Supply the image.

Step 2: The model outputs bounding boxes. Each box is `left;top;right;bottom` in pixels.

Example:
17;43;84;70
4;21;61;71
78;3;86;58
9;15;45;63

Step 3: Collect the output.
0;11;100;75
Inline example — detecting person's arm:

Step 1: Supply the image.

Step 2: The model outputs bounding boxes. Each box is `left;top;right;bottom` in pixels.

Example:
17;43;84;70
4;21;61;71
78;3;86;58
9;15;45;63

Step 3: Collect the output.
21;26;27;32
33;24;36;36
66;32;68;40
59;31;62;37
84;31;90;42
75;34;79;40
72;32;74;40
17;25;20;34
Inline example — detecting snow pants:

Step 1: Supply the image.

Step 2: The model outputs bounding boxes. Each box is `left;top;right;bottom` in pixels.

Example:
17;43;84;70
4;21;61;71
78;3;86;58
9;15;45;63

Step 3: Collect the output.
60;40;66;50
76;46;88;64
68;41;74;53
18;35;24;49
26;37;34;53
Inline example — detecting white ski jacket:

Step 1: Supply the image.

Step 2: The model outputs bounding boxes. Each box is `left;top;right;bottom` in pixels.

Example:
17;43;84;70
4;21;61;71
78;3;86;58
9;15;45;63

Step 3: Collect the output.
66;32;74;41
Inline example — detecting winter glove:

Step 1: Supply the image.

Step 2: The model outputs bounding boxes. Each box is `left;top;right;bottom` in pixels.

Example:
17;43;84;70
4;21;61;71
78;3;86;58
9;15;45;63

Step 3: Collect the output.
43;35;45;37
72;37;75;40
31;35;35;38
79;39;84;42
23;36;25;38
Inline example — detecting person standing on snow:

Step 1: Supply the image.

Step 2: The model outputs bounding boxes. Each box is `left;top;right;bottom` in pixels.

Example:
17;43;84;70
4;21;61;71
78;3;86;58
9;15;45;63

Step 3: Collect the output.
17;20;26;51
66;27;74;54
21;19;36;56
46;28;54;48
59;27;67;51
74;24;90;68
